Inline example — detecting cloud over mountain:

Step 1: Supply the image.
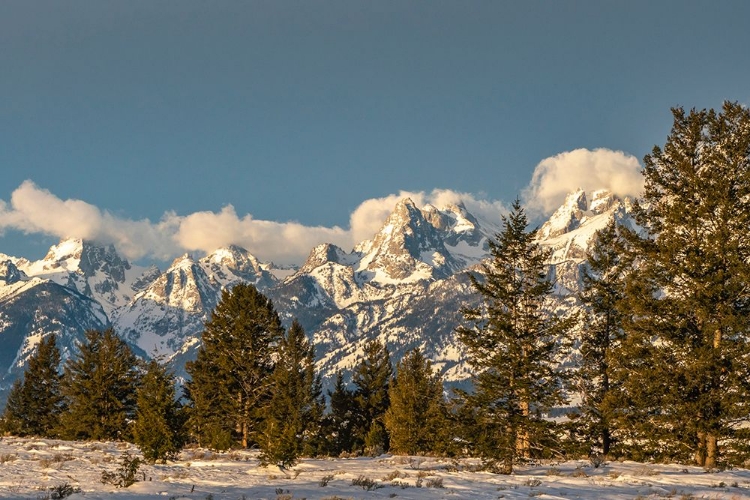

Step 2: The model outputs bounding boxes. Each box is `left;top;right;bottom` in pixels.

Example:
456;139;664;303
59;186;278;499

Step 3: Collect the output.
522;148;644;216
0;181;508;265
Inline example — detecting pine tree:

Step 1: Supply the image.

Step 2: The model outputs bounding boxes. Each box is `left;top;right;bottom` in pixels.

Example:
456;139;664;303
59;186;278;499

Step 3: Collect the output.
185;283;283;449
621;102;750;467
351;339;393;455
58;328;140;441
576;220;629;457
457;200;573;474
258;320;324;467
384;348;448;455
322;371;356;456
133;359;185;463
1;335;63;437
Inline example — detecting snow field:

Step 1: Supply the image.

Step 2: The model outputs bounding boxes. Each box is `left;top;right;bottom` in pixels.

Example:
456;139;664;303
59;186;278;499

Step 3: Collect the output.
1;438;750;499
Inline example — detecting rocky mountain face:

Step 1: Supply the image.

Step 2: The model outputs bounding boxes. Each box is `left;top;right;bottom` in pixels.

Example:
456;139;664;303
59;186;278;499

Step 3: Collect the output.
0;190;634;401
0;261;109;405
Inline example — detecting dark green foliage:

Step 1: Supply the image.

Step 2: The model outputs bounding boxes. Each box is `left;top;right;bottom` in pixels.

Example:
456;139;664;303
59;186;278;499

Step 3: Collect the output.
100;451;142;488
457;200;573;473
258;320;324;467
351;339;393;454
58;328;140;441
619;102;750;467
384;348;448;455
133;359;186;463
1;335;63;437
322;371;357;456
575;220;629;457
47;482;81;499
185;283;283;449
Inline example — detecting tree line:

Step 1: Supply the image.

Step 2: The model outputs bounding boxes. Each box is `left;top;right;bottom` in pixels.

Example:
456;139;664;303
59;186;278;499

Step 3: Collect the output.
0;283;450;466
2;102;749;472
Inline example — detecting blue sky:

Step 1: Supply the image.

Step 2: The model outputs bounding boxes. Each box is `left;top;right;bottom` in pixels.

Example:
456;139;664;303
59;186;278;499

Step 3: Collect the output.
1;1;749;265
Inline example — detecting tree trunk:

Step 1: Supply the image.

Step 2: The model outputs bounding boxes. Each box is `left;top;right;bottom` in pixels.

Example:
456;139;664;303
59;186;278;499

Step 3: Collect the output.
695;431;706;466
602;427;611;457
516;399;531;459
705;432;718;469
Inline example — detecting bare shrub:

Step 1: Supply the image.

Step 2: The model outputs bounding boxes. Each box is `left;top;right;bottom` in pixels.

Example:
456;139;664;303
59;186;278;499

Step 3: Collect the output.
47;482;81;499
589;454;605;468
425;477;444;488
351;475;381;491
569;468;588;478
633;466;660;476
319;474;334;487
383;470;408;481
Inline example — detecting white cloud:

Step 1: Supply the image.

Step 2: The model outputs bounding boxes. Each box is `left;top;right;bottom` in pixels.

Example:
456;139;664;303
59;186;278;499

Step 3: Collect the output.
0;181;182;261
522;148;644;216
0;181;508;266
172;206;350;264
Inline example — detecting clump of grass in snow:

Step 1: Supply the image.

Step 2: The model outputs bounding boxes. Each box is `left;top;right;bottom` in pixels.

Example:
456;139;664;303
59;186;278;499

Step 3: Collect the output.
382;469;408;481
569;468;588;478
425;477;444;488
319;474;335;486
351;475;381;491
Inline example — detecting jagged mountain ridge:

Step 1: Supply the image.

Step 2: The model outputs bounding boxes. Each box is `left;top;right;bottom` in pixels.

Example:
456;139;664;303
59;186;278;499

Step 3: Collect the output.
0;190;633;399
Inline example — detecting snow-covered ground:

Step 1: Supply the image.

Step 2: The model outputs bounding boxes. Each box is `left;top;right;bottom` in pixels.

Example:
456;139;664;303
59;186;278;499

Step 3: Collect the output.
1;438;750;499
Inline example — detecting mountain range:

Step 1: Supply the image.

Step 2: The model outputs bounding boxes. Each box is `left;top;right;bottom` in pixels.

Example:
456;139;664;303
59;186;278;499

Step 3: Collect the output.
0;189;635;404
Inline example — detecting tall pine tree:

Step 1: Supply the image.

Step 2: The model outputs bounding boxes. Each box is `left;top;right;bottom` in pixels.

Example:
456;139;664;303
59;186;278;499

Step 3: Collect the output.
258;320;324;467
351;339;392;454
58;328;140;441
322;371;356;456
576;220;629;457
621;102;750;467
384;348;448;455
185;284;283;449
133;359;185;463
457;200;573;473
1;335;63;437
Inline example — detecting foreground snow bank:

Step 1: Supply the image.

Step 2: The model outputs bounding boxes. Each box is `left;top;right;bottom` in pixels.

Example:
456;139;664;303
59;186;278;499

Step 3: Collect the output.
1;437;750;499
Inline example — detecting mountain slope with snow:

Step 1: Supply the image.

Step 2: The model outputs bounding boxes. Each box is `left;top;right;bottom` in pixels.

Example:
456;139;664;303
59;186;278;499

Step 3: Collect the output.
0;189;635;400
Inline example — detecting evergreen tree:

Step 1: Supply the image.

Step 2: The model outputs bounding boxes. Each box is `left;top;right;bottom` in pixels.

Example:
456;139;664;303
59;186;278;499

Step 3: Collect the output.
457;200;573;473
258;320;324;467
1;335;63;437
58;328;140;441
621;102;750;467
185;283;283;449
351;339;393;454
384;348;448;455
133;359;185;463
575;220;629;457
322;371;356;456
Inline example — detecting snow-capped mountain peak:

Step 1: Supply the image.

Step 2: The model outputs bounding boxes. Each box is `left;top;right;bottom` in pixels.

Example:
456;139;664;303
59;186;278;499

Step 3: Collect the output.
300;243;357;274
0;260;26;285
589;189;617;214
15;238;152;315
354;198;459;283
539;188;589;239
204;245;260;269
201;245;278;289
